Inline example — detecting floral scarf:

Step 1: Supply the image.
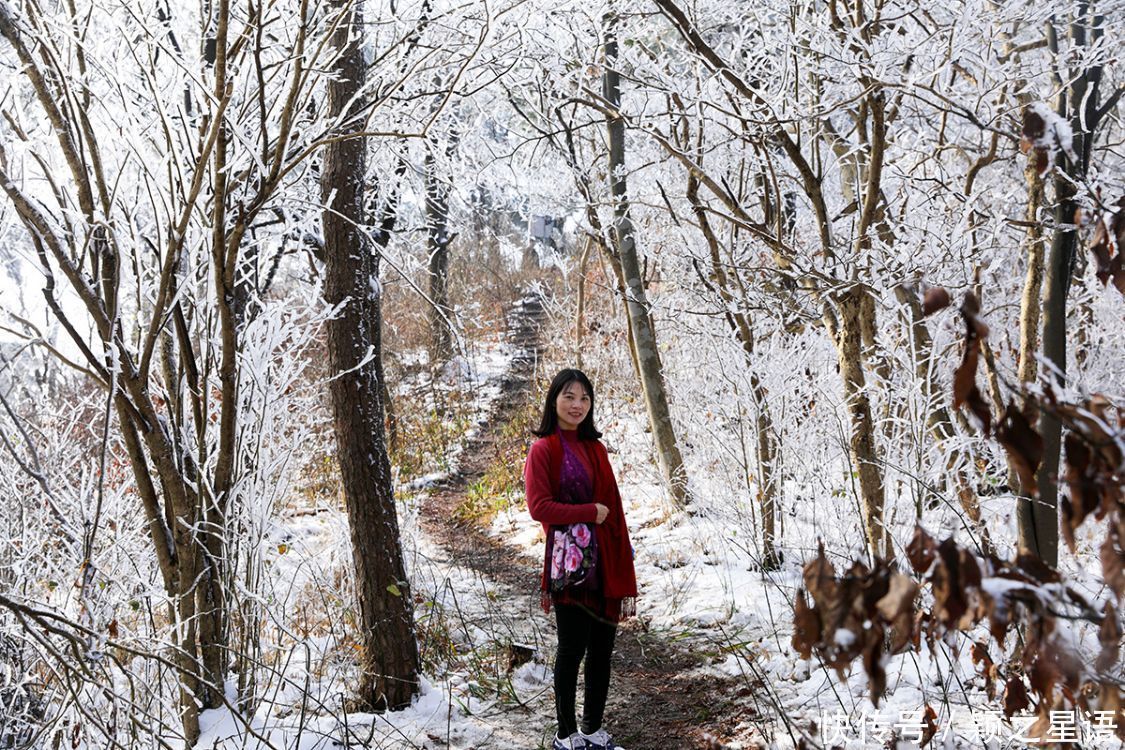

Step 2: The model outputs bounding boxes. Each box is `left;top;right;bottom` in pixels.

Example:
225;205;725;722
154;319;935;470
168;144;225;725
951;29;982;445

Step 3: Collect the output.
544;435;599;592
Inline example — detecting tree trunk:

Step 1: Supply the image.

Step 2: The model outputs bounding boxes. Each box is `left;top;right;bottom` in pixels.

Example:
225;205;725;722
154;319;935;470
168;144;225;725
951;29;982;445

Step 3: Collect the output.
603;18;690;508
600;245;644;384
116;412;202;745
834;287;889;560
687;170;781;568
1030;204;1074;570
1022;10;1104;569
1016;163;1047;392
321;0;420;710
1014;158;1049;561
200;0;235;708
425;140;454;364
575;237;592;371
549;98;640;382
751;372;782;570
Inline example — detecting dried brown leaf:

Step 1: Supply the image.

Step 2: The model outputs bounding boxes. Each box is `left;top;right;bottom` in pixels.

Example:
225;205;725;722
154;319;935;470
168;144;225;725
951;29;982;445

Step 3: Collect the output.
933;538;982;629
862;627;886;706
803;543;838;608
1061;433;1098;552
987;603;1012;646
1020;108;1046;153
952;295;992;433
996;402;1044;496
966;387;993;437
1086;197;1125;296
952;345;979;411
876;573;918;654
1096;601;1121;673
1003;676;1030;718
960;293;989;338
919;704;938;748
792;590;820;661
970;641;992;668
971;641;1000;699
1014;553;1061;584
1029;655;1059;702
922;287;951;316
1112;256;1125;294
906;526;938;574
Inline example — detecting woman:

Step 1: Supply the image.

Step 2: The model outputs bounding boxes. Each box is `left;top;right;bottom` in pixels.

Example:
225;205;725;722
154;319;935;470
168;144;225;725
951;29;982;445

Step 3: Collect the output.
524;368;637;750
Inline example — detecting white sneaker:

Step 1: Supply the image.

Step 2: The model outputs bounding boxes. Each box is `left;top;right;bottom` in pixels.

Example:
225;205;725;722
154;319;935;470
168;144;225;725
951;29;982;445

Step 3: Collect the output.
553;732;584;750
578;728;621;750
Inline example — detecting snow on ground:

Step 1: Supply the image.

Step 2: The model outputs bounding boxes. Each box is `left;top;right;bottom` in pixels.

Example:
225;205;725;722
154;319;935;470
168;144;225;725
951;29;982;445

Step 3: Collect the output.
194;675;494;750
395;336;518;491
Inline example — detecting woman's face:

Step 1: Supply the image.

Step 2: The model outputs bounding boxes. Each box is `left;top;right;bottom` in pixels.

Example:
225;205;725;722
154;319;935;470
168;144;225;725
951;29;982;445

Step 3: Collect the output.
555;380;591;431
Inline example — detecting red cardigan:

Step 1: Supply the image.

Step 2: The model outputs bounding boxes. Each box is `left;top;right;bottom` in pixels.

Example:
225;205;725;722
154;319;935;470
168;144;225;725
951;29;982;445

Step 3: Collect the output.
524;432;637;613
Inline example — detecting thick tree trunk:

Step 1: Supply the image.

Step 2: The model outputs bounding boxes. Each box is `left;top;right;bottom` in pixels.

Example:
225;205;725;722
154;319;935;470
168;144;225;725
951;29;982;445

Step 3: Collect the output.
603;20;690;508
321;0;420;710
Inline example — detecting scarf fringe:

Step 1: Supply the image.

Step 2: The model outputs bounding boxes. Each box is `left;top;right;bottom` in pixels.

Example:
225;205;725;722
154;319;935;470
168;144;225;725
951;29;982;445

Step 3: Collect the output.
540;587;636;624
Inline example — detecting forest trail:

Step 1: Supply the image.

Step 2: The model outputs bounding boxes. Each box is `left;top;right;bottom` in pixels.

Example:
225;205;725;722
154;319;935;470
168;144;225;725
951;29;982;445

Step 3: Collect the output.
420;293;759;750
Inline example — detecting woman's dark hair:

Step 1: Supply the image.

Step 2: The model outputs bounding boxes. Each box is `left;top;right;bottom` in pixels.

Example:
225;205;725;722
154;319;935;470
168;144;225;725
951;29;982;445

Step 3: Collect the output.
533;368;602;440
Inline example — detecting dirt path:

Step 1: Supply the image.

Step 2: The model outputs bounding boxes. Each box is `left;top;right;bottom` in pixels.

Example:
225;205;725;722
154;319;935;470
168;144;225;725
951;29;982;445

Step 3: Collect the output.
420;294;760;750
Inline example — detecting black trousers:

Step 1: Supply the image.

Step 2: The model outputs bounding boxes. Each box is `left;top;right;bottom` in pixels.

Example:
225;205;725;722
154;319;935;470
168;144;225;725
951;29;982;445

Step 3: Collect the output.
553;603;618;737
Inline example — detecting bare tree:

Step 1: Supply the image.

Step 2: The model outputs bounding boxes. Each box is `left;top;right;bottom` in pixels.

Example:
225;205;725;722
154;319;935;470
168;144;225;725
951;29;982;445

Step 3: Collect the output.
425;132;457;364
602;13;692;508
685;165;784;569
1017;6;1118;567
647;0;891;557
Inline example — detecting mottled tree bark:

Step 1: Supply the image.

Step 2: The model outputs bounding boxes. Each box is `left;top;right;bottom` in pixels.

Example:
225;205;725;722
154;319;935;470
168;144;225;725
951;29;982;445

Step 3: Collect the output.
1014;158;1049;563
321;0;420;710
834;288;889;560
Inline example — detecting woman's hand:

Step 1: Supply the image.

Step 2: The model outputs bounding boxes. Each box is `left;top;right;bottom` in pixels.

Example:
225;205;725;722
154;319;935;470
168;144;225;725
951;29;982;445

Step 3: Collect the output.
594;503;609;524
